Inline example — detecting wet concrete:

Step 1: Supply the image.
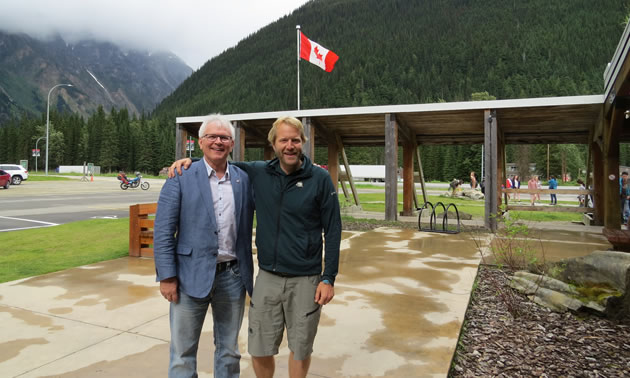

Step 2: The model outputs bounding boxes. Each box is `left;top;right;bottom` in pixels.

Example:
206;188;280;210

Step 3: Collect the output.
0;226;610;377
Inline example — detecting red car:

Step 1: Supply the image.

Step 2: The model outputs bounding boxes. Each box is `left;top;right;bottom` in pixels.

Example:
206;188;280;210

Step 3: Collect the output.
0;169;10;189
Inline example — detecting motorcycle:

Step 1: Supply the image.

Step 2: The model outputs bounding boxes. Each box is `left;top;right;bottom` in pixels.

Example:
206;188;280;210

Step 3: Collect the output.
117;172;150;190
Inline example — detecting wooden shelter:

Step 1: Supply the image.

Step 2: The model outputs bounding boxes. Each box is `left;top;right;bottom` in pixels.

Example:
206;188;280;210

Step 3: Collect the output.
174;22;630;232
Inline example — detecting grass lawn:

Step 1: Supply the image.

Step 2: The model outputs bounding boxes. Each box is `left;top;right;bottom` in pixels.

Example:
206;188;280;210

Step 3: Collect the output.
0;218;128;283
26;174;74;181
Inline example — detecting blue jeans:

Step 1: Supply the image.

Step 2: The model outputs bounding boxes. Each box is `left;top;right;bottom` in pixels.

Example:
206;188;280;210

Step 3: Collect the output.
169;263;245;378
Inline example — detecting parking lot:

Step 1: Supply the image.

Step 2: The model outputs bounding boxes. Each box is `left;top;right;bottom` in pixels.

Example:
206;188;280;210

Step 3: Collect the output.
0;177;162;232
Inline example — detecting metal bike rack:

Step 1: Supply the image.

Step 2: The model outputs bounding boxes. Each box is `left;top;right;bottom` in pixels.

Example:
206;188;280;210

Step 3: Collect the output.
417;201;461;234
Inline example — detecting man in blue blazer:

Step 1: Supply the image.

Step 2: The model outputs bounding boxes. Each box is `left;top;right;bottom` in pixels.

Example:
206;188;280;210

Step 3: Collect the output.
154;114;254;378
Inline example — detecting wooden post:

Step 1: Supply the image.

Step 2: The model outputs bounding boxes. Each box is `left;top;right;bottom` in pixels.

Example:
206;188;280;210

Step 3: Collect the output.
592;140;604;225
129;204;141;257
499;130;507;208
176;124;186;159
402;141;415;216
232;121;245;162
302;117;315;160
484;110;498;232
328;141;339;192
385;114;398;221
603;106;623;229
263;145;274;160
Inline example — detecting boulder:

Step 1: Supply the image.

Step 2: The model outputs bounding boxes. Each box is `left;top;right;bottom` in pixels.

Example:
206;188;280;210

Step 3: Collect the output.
510;251;630;319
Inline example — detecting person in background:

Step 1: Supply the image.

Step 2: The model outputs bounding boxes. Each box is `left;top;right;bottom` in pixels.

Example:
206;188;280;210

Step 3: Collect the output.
513;175;521;201
505;175;512;200
470;171;478;190
620;172;629;223
535;176;542;202
577;178;586;207
548;175;558;205
450;178;462;196
528;175;538;206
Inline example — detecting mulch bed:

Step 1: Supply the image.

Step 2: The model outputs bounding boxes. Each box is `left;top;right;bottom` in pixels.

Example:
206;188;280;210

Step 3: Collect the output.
450;266;630;377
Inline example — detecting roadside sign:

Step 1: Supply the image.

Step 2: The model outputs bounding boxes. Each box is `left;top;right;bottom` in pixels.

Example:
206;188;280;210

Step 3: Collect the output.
186;139;195;151
32;149;40;157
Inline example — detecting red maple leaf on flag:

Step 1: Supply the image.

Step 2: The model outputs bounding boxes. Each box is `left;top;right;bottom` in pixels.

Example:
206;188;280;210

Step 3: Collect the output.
314;46;323;61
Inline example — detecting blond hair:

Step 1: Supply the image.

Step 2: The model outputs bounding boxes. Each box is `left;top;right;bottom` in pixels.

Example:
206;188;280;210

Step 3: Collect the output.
267;116;307;145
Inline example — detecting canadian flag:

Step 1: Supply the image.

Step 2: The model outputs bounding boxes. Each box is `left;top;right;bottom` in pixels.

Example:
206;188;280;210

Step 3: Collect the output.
299;32;339;72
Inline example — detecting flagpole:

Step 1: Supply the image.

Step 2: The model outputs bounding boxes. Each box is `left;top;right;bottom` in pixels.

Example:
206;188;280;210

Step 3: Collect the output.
296;25;301;110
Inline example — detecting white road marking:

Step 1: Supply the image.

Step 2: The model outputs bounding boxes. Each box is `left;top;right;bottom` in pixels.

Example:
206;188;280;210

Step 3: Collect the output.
0;215;59;232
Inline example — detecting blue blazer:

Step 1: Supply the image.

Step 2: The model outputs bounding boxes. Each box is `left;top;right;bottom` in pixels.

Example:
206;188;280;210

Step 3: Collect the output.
154;160;255;298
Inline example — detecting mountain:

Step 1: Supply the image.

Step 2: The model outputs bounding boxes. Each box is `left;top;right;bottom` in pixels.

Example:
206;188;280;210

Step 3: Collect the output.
153;0;627;121
0;31;192;123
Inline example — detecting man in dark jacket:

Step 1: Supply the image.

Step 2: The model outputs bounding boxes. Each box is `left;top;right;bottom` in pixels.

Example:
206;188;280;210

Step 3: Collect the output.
169;116;342;378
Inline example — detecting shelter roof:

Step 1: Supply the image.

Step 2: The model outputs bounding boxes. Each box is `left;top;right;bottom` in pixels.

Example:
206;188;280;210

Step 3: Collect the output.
177;95;605;146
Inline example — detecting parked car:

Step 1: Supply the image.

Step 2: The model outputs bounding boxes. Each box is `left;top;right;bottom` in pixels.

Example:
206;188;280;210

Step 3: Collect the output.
0;169;10;189
0;164;29;185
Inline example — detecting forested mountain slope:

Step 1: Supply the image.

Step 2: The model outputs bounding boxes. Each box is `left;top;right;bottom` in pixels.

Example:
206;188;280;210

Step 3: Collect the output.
153;0;627;122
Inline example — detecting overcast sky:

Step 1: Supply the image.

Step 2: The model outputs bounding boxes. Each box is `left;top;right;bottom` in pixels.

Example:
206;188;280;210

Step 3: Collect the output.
0;0;311;69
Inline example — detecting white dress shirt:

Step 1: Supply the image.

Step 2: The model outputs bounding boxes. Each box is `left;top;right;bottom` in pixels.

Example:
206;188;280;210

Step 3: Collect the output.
203;159;237;263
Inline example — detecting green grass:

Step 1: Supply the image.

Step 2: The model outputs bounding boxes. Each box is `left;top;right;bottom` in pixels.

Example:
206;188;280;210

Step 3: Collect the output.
0;218;129;283
26;174;74;181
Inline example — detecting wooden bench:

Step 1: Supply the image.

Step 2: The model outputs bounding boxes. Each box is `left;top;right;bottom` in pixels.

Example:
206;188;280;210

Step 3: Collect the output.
129;203;157;257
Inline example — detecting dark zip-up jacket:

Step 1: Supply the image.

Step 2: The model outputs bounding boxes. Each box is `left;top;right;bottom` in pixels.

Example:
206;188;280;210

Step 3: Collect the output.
233;156;341;284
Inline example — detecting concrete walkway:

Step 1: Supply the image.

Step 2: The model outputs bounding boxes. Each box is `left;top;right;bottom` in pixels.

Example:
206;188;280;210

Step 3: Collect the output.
0;226;611;377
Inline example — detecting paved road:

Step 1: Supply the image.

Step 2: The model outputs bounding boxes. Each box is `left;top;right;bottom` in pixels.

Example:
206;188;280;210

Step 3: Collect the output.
0;176;163;232
0;177;585;232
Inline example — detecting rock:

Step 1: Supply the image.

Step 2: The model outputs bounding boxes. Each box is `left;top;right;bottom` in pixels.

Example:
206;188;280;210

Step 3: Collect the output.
527;286;584;313
514;250;630;319
514;271;579;296
552;250;630;293
462;189;485;200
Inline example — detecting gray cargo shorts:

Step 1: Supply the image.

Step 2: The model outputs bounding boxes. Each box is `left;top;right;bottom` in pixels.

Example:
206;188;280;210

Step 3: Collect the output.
247;269;322;360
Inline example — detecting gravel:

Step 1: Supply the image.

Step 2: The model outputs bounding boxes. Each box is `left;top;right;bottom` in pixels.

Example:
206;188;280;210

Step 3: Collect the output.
450;266;630;377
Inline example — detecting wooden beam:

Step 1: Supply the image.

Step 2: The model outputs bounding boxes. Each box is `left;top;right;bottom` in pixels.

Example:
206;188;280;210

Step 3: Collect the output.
396;116;415;145
339;176;351;203
239;120;269;142
484;110;498;231
603;22;630;118
507;205;594;213
503;188;593;195
311;118;336;145
385;114;398;221
415;147;428;205
335;133;360;206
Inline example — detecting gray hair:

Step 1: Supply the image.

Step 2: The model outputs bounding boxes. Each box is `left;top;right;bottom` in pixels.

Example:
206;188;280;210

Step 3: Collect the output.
198;114;235;139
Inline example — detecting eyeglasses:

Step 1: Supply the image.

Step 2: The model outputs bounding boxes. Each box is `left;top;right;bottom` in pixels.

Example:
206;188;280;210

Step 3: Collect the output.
202;134;232;142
